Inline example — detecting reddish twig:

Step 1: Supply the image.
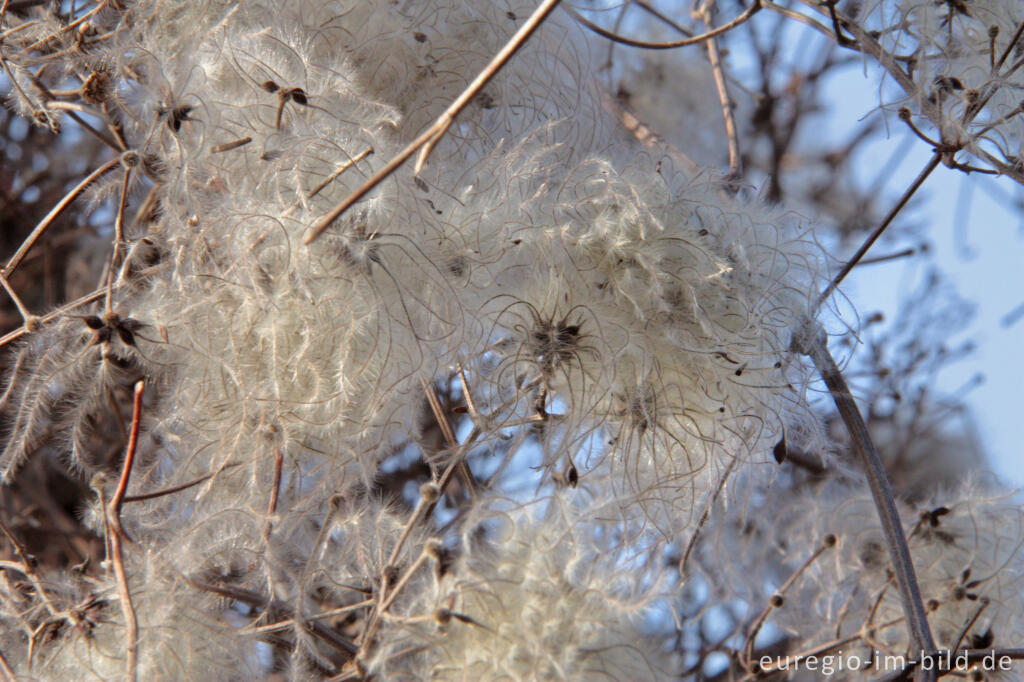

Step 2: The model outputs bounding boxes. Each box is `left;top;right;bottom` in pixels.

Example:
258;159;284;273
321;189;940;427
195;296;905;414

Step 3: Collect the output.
106;380;145;682
108;381;145;540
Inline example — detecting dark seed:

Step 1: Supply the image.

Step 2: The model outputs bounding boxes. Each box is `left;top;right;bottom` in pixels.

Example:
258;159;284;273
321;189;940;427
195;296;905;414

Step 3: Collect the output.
772;434;788;464
117;326;137;346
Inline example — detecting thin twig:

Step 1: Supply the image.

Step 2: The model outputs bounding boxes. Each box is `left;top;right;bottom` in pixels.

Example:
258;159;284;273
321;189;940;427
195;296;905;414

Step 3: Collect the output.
898;109;943;148
421;375;477;498
377;550;430;614
823;0;855;46
267;449;283;518
384;482;444;576
817;152;941;309
857;247;920;266
456;363;479;421
29;74;122;150
304;147;373;202
762;1;837;41
124;461;244;502
291;496;344;660
356;547;434;663
696;0;742;177
565;0;761;50
113;165;132;265
995;18;1024;73
635;0;694;38
951;598;989;654
304;0;562;245
601;0;631;74
356;426;482;665
3;155;120;276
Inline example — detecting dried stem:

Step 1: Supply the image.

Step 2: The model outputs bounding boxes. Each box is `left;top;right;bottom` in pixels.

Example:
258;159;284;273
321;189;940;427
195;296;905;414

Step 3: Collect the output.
801;330;937;681
456;363;479;421
304;147;374;202
27;71;122;151
353;424;483;668
951;598;989;654
267;449;283;518
995;18;1024;72
419;375;456;448
113;165;132;262
420;376;476;496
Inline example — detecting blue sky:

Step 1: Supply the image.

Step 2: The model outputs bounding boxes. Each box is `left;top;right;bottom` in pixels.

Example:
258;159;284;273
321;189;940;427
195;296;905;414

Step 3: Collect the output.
820;63;1024;487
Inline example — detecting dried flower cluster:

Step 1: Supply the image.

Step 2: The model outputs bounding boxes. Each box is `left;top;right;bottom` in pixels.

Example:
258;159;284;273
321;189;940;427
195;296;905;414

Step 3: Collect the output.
0;0;1022;680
